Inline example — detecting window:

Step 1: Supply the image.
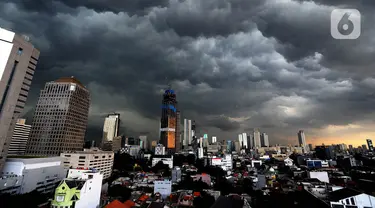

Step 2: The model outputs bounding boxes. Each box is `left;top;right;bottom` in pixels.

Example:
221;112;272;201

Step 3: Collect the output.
350;198;355;205
79;156;86;159
17;48;23;55
346;199;350;204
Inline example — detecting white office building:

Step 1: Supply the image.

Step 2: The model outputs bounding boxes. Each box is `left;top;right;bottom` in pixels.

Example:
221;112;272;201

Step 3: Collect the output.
238;134;243;148
298;130;308;153
60;148;114;179
102;113;120;143
253;129;261;148
51;168;103;208
7;118;31;155
261;133;269;147
139;135;148;150
0;157;66;194
183;119;192;146
0;27;40;170
212;136;217;144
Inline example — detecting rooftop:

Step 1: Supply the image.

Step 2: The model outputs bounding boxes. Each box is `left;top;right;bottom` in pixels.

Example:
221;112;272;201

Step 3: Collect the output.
54;76;85;88
328;188;362;202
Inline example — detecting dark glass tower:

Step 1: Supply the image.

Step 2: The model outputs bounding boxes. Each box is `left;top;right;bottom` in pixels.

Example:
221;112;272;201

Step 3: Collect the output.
160;86;177;152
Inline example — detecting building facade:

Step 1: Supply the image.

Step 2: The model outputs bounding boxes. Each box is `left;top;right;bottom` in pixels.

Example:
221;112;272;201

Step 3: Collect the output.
160;87;178;152
7;118;31;155
60;148;114;179
0;157;66;194
0;27;40;170
25;77;90;156
175;110;181;152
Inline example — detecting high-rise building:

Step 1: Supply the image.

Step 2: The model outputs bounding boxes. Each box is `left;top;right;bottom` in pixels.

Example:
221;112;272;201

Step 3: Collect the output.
298;130;308;153
0;28;40;170
308;144;313;152
242;133;248;148
367;139;374;152
159;86;177;152
247;135;253;149
175;111;181;152
212;136;217;144
25;77;90;156
183;119;192;146
260;133;269;147
348;145;353;152
102;113;120;143
238;134;243;148
7;118;31;155
226;140;232;153
139;135;148;150
253;129;261;148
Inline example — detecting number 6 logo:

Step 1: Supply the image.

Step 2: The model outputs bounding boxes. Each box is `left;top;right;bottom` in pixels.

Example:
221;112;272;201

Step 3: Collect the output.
331;9;361;40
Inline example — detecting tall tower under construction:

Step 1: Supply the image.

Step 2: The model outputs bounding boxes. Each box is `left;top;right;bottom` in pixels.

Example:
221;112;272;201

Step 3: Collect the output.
159;86;178;153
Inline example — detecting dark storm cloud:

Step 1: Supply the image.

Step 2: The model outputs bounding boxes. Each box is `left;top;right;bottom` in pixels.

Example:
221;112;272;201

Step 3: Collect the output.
1;0;375;143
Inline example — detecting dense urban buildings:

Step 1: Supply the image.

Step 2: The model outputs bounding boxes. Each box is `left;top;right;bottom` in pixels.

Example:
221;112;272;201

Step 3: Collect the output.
7;118;31;155
159;87;178;153
0;27;40;171
25;77;90;156
60;148;114;179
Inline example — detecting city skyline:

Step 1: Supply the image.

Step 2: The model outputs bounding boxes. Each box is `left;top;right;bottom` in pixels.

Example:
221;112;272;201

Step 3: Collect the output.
1;1;375;146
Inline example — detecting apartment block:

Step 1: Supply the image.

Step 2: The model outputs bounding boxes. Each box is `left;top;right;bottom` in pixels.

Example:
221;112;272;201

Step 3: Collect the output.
60;148;114;179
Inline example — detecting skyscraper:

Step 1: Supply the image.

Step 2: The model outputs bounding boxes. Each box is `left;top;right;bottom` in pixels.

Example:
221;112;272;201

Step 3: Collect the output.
367;139;374;152
7;119;31;155
260;133;269;147
298;130;308;153
160;86;177;152
247;135;253;149
0;28;40;170
253;129;261;148
183;119;192;146
238;134;243;148
25;77;90;156
175;110;181;152
212;136;217;144
308;144;313;152
102;113;120;143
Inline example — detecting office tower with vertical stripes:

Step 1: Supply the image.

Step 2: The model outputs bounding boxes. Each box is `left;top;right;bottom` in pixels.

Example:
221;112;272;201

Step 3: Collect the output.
7;119;31;155
25;77;90;156
0;27;40;170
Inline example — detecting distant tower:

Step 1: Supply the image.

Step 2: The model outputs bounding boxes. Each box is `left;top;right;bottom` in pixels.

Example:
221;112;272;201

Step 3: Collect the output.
253;129;261;148
26;77;90;156
367;139;374;152
261;133;269;147
159;86;177;153
7;119;31;155
175;110;181;152
298;130;308;153
102;113;120;144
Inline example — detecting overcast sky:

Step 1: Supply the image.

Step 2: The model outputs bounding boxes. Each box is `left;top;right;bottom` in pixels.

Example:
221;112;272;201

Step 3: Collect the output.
1;0;375;146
